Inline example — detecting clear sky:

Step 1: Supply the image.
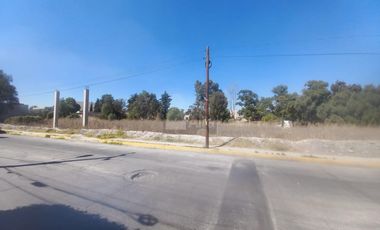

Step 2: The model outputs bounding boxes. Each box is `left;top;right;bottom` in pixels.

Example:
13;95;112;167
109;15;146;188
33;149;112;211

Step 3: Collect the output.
1;0;379;109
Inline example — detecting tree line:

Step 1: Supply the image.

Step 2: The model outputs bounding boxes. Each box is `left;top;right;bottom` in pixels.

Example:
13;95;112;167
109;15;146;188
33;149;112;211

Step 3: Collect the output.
233;80;380;125
1;69;380;125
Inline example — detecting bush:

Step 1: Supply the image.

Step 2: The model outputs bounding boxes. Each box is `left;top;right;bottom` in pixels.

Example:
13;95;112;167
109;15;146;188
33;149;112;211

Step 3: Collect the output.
326;114;345;124
107;113;117;120
4;115;43;124
67;113;80;119
262;113;278;122
47;111;54;119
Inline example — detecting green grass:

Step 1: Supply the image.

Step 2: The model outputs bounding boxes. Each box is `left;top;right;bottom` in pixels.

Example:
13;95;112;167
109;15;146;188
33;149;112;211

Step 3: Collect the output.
97;130;126;139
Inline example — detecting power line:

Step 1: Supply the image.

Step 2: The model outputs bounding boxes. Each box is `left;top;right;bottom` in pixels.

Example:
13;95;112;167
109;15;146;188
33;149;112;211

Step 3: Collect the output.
215;52;380;59
21;57;201;98
213;34;380;55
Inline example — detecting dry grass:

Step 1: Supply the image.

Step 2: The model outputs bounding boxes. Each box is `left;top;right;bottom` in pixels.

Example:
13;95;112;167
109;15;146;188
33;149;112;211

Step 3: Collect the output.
4;116;380;141
216;122;380;140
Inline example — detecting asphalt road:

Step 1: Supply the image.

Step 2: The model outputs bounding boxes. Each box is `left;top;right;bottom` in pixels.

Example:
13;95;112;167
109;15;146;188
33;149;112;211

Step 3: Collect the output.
0;134;379;230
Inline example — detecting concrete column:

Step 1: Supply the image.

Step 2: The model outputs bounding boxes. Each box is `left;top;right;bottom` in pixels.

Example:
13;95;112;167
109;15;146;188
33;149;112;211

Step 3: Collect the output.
82;88;89;128
53;90;60;128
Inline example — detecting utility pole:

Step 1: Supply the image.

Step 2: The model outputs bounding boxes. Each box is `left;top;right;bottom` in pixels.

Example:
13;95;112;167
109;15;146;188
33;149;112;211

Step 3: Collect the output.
205;46;210;148
82;88;89;128
53;90;60;129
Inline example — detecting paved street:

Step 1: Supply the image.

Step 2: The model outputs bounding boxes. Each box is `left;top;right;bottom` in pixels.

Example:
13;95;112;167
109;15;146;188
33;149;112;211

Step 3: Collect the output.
0;134;379;230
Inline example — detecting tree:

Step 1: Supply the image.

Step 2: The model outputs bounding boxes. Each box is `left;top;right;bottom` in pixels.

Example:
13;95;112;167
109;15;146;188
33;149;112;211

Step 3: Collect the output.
272;85;298;123
126;91;160;119
209;91;230;121
93;94;126;120
317;82;380;125
159;91;172;120
0;70;19;114
59;97;80;117
256;97;275;120
296;80;330;123
188;80;228;121
99;94;115;118
167;107;184;121
94;99;101;112
112;99;126;119
236;90;259;121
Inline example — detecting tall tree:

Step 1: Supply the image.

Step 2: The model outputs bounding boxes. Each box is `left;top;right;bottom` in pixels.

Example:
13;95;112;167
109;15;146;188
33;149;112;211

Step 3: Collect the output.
209;91;230;121
256;97;275;119
272;85;298;123
159;91;172;120
189;80;227;121
94;99;101;113
167;107;184;121
93;94;126;119
59;97;80;117
0;70;19;114
296;80;330;123
127;91;160;119
236;90;259;121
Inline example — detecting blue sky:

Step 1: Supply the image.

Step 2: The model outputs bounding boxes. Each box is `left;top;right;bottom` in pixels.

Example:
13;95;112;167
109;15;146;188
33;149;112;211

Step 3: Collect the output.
1;0;379;109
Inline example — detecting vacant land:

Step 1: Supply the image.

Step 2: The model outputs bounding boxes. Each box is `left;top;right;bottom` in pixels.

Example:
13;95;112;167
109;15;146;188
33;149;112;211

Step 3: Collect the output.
2;120;380;159
4;117;380;140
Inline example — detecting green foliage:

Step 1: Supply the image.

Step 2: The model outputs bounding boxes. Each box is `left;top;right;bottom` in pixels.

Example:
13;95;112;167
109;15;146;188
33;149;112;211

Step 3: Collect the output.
5;115;42;124
0;70;19;114
167;107;184;121
67;113;80;119
29;106;53;119
209;91;230;121
159;91;172;120
236;90;259;121
256;97;275;119
235;80;380;125
126;91;160;119
95;94;126;120
261;113;278;122
59;97;81;117
97;130;125;139
188;80;229;121
295;80;330;123
317;82;380;125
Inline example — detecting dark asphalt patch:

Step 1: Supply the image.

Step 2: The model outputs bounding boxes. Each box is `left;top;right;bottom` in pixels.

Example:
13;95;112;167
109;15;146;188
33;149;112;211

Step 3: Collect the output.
76;154;93;158
0;204;125;230
0;153;128;169
215;160;274;230
31;181;47;187
129;170;157;181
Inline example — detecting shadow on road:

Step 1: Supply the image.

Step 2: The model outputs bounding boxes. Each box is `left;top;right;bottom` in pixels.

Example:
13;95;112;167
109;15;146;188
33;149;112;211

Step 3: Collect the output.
0;204;130;230
0;153;133;169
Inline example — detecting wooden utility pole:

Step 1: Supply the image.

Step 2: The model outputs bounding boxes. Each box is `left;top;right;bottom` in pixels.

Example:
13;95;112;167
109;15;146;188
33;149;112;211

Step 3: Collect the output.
205;47;210;148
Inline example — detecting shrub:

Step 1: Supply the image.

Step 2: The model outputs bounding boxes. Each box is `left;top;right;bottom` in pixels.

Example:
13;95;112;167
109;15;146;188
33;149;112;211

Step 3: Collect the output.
262;113;278;122
107;113;117;120
5;115;43;125
67;113;80;119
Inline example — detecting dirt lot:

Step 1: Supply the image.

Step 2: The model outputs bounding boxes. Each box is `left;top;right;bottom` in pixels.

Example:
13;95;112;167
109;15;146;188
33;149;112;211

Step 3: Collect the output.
1;123;380;159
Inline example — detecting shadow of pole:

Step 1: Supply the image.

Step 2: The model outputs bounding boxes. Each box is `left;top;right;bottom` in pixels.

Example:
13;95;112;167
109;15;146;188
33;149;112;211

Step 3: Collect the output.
0;153;134;169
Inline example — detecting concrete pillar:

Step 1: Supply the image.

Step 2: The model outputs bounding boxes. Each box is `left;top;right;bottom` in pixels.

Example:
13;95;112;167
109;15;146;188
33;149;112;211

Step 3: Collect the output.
53;90;60;128
82;88;89;128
